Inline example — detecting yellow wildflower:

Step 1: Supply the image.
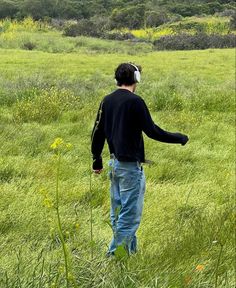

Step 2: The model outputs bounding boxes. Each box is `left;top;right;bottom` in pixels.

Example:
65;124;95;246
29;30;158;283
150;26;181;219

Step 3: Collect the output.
50;138;64;149
43;197;53;208
196;264;205;271
66;143;73;150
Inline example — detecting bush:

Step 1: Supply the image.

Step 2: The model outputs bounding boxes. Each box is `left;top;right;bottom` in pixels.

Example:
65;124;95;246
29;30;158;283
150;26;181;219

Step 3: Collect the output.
168;2;223;17
0;0;19;19
230;11;236;29
104;31;135;40
146;11;169;28
22;41;36;50
154;33;236;50
63;17;109;38
110;5;145;29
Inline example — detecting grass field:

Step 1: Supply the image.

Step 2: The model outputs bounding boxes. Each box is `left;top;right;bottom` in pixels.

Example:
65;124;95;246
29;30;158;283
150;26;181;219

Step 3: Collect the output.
0;46;235;288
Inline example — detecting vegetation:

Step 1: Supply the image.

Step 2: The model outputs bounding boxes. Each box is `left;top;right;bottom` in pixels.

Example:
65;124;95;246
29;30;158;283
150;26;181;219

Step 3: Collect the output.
129;16;235;42
0;17;235;53
0;0;235;28
0;18;152;54
154;33;236;50
0;1;235;287
0;46;235;287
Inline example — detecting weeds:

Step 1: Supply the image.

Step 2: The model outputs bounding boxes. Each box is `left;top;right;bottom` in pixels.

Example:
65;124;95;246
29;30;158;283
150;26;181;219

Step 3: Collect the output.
13;87;80;124
50;138;76;288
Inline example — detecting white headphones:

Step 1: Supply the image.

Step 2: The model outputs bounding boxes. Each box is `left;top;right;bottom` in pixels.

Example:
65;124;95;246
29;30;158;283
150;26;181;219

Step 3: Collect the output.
129;63;141;83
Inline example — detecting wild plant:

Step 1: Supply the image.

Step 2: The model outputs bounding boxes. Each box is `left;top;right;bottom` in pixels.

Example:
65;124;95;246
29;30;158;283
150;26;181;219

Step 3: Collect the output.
50;138;77;288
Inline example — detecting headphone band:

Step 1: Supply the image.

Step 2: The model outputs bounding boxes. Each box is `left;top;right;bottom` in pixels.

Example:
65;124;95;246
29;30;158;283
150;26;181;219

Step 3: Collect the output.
129;63;139;72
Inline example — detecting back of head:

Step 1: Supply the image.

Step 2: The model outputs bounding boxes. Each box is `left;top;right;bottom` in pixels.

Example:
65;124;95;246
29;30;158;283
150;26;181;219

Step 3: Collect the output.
115;63;142;86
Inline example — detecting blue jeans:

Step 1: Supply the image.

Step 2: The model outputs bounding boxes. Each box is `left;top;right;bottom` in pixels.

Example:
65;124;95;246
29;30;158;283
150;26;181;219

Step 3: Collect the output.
108;158;146;255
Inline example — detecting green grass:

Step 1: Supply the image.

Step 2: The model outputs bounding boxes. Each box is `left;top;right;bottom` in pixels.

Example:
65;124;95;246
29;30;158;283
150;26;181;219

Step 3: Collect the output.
0;47;235;287
0;17;152;54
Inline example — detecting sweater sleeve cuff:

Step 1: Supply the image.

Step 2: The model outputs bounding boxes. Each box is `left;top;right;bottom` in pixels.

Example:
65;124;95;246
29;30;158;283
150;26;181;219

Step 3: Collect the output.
92;156;103;170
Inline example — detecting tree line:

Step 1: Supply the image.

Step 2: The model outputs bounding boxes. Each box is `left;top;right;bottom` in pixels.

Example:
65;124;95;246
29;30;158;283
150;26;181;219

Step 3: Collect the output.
0;0;235;29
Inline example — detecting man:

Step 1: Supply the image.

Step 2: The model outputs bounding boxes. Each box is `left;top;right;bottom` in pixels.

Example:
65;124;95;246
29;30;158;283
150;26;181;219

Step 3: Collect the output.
91;63;189;256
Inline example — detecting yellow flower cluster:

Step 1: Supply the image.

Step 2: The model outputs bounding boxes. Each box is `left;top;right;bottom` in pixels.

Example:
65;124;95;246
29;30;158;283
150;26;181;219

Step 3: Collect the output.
50;138;64;150
39;188;54;209
50;138;73;151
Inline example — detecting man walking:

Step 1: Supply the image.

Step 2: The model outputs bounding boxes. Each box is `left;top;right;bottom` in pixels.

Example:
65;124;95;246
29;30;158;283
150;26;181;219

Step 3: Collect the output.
91;63;189;256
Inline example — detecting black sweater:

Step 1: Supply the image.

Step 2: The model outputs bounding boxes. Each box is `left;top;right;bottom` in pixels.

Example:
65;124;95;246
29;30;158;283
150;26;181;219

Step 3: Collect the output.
91;88;188;170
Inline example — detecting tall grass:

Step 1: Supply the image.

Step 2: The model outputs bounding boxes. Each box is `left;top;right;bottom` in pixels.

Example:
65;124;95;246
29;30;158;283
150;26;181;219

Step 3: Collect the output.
0;47;235;287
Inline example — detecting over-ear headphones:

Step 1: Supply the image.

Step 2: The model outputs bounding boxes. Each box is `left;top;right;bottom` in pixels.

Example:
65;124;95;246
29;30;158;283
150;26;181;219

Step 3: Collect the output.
129;63;141;83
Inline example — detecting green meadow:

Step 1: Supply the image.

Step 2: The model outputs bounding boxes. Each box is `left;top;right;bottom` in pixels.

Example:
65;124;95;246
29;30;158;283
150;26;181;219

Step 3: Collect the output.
0;45;235;287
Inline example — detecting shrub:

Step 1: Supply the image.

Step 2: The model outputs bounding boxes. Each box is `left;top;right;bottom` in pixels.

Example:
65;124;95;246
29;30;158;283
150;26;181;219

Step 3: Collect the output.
154;33;236;50
63;16;109;38
168;2;223;17
230;11;236;29
0;0;19;19
110;5;145;29
168;19;230;35
104;31;135;41
146;11;169;28
22;41;36;50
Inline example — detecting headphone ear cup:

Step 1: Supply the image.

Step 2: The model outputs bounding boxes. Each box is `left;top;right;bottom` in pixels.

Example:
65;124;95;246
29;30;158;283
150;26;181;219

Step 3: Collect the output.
134;71;141;83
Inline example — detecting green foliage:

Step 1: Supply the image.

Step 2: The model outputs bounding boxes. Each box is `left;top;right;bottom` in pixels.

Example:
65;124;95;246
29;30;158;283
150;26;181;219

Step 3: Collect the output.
168;2;224;17
146;10;169;28
154;33;236;50
110;4;146;29
0;0;235;32
0;0;18;19
0;19;153;54
230;11;236;28
22;40;36;50
63;16;110;38
18;0;58;20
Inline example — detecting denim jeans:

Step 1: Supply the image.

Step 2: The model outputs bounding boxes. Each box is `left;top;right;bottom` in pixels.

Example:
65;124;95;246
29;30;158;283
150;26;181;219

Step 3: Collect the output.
108;158;146;255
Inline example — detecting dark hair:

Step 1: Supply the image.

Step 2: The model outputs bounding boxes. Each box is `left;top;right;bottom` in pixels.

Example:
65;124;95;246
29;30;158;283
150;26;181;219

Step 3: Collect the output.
115;63;142;86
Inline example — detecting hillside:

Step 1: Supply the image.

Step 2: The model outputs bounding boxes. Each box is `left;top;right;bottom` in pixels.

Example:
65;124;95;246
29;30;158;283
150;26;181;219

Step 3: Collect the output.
0;0;235;25
0;17;235;54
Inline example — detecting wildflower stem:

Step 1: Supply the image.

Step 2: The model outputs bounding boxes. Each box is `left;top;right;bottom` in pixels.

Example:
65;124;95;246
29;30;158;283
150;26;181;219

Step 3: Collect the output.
5;272;9;288
89;154;94;260
215;243;224;288
55;152;70;288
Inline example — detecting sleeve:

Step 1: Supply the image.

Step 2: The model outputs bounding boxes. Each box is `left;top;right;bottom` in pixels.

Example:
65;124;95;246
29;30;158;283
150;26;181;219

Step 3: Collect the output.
91;100;106;170
133;98;188;145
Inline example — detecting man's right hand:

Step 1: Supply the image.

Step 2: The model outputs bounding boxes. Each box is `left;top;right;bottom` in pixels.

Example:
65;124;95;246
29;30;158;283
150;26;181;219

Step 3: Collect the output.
93;169;103;174
92;156;103;172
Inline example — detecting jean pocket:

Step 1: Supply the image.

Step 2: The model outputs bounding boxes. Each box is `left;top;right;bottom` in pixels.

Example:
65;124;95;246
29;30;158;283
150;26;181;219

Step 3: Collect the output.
119;170;141;191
